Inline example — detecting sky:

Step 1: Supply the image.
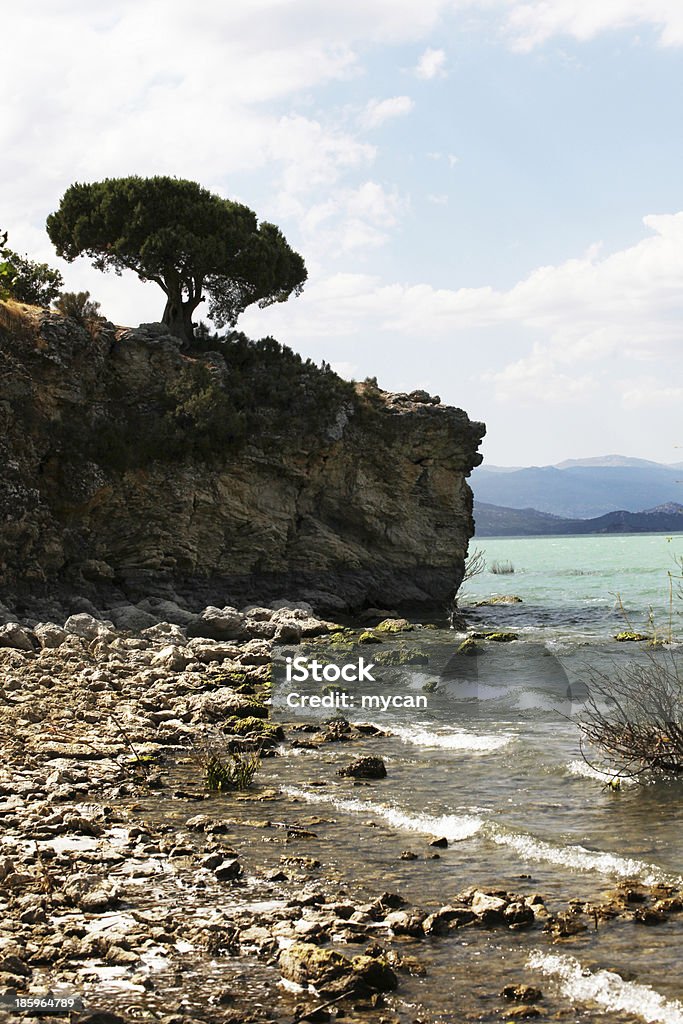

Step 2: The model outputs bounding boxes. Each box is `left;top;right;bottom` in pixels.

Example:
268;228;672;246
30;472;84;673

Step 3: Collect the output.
4;0;683;466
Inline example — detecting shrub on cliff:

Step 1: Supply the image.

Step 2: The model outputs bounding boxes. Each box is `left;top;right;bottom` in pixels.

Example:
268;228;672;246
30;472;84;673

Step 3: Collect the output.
0;231;63;306
88;334;356;469
46;176;307;343
54;290;102;325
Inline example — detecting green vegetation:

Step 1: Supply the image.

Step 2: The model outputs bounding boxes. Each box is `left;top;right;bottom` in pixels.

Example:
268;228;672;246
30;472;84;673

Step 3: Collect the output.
54;290;102;325
579;552;683;780
204;750;261;792
449;546;486;625
47;176;307;343
89;332;356;469
0;230;63;305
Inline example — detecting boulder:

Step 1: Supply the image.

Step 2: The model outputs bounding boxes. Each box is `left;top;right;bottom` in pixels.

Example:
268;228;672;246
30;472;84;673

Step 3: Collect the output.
186;606;245;640
502;985;543;1003
33;622;68;648
137;597;195;626
214;858;242;881
423;905;476;934
183;689;268;722
141;621;187;645
64;613;115;641
375;618;413;633
186;637;242;663
504;901;535;928
279;943;397;997
383;910;424;936
241;606;275;621
271;608;332;637
0;623;35;651
151;645;191;671
471;891;507;915
338;757;387;780
107;605;158;632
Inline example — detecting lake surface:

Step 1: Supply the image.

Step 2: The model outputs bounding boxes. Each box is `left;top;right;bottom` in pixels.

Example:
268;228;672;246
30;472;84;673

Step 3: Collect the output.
463;532;683;640
267;533;683;1021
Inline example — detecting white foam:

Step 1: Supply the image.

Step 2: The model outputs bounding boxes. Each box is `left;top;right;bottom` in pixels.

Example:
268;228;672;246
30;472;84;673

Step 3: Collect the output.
385;724;511;753
282;785;483;842
567;760;636;786
528;951;683;1024
489;828;678;885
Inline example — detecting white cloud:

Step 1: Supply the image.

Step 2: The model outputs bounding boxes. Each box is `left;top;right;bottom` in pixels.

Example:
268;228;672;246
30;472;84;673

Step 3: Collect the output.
289;181;407;257
241;210;683;410
621;379;683;410
361;95;415;129
2;1;438;256
414;47;447;78
427;194;449;204
484;350;597;406
502;0;683;51
271;116;375;195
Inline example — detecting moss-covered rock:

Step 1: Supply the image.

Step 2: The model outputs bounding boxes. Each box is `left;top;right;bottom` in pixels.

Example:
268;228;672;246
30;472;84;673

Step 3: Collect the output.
224;716;283;741
471;631;518;643
358;630;383;644
373;648;428;666
614;631;650;642
457;637;480;656
376;617;413;633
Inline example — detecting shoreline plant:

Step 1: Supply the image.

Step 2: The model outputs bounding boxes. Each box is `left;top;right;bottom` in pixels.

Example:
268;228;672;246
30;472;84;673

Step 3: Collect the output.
578;550;682;780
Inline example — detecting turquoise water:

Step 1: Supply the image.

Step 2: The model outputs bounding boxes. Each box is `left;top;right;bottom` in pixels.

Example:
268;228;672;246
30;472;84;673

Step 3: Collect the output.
461;532;683;640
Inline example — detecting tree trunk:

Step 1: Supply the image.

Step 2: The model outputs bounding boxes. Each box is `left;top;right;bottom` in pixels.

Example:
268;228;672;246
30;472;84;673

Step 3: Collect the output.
162;294;198;343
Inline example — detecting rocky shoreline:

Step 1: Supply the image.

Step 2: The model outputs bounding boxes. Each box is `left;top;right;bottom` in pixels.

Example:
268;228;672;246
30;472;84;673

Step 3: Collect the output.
1;595;682;1024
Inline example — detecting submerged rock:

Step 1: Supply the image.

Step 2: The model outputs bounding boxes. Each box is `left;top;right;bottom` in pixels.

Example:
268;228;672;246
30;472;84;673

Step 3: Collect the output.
279;942;397;996
338;757;387;779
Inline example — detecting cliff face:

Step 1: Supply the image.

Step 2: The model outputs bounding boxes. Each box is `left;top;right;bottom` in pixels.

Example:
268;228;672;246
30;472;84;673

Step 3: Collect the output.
0;303;485;612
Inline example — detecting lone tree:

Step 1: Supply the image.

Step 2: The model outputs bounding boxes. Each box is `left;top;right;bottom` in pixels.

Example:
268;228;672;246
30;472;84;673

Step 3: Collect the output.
46;176;307;343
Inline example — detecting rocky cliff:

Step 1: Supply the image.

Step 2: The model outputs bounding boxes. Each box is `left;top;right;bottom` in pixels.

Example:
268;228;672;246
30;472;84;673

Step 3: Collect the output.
0;302;484;613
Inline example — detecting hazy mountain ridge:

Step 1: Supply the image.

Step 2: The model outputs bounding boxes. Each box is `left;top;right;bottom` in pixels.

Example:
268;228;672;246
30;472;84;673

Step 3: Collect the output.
474;501;683;537
473;457;682;517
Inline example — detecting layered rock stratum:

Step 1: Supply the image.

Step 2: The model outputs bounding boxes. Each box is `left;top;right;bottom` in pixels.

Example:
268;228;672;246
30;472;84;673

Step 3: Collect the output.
0;302;484;612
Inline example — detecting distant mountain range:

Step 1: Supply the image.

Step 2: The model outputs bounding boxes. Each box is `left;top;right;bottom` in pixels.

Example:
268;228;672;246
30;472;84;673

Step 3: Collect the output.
472;455;682;518
474;501;683;537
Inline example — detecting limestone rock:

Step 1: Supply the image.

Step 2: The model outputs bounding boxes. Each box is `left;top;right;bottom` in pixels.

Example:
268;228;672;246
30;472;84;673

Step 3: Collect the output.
64;613;115;641
183;689;268;722
187;606;245;640
0;622;35;651
0;310;484;609
33;622;68;648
